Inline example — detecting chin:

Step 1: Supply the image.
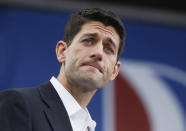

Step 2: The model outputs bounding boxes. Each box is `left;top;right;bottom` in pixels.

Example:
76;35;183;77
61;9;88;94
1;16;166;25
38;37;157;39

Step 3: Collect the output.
78;77;102;89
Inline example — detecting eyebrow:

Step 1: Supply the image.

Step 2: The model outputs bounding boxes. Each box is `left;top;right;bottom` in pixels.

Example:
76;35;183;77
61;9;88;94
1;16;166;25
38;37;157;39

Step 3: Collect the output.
80;33;98;39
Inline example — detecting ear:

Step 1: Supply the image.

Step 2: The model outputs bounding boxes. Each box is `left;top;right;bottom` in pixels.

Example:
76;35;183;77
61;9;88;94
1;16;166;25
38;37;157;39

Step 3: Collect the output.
110;61;121;80
56;40;67;63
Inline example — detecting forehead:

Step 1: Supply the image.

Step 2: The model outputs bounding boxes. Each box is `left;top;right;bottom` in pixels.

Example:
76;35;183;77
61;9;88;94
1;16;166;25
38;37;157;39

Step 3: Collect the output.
77;21;120;45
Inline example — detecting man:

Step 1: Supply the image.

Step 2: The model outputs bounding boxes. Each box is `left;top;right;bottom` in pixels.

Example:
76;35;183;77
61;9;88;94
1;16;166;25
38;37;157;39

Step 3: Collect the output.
0;8;126;131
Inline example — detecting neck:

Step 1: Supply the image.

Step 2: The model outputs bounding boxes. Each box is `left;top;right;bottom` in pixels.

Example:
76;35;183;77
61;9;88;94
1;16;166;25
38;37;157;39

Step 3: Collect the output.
57;69;97;109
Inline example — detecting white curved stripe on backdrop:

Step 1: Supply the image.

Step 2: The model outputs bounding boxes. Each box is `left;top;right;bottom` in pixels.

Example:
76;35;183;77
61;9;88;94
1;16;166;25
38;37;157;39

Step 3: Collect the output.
103;59;186;131
120;59;185;131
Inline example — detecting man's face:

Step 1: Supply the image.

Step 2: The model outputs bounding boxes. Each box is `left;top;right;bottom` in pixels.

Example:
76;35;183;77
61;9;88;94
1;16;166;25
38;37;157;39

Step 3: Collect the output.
59;21;120;90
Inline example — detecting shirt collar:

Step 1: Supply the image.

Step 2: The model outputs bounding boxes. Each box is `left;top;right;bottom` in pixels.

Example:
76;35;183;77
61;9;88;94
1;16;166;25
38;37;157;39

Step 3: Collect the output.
50;76;81;116
50;76;96;130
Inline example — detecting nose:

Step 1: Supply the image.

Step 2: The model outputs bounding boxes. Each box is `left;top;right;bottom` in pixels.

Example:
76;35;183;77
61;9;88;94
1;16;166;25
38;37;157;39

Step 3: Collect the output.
90;43;103;61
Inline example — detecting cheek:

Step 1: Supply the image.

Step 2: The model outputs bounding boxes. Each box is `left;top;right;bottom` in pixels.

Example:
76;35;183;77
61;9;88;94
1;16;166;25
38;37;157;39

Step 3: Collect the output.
70;48;87;65
105;58;116;74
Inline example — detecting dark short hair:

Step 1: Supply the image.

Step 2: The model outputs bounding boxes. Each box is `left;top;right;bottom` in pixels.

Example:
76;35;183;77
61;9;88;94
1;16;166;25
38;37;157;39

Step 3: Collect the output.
63;8;126;60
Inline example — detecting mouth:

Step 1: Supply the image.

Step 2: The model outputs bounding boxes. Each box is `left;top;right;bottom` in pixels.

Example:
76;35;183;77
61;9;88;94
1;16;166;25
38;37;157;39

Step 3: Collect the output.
82;62;103;73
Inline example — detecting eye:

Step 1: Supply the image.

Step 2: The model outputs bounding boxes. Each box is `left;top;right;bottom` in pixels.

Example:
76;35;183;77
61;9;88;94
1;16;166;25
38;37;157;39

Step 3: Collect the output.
104;46;114;54
82;38;93;45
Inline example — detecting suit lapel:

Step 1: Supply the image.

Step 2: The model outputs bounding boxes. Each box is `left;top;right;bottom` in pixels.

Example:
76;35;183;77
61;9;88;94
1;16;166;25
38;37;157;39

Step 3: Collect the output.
38;81;73;131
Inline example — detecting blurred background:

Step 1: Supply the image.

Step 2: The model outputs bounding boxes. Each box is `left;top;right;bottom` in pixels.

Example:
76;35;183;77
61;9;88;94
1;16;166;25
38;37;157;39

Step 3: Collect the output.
0;0;186;131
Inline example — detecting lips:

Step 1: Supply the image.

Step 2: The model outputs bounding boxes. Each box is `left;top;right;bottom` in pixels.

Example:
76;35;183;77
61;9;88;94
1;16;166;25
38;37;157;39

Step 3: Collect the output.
82;61;103;73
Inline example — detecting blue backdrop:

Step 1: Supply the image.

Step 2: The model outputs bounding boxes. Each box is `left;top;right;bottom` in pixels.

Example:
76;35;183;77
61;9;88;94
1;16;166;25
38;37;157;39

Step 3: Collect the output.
0;7;186;131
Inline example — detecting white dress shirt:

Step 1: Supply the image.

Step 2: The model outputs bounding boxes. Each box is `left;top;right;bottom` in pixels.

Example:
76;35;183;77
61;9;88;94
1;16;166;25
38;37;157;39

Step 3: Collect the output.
50;76;96;131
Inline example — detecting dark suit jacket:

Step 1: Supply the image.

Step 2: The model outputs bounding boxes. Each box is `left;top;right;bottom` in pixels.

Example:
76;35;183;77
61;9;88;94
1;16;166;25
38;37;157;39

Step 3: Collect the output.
0;81;73;131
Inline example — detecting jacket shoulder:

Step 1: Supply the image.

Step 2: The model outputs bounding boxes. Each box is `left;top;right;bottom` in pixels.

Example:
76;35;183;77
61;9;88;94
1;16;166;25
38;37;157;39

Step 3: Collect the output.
0;88;32;131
